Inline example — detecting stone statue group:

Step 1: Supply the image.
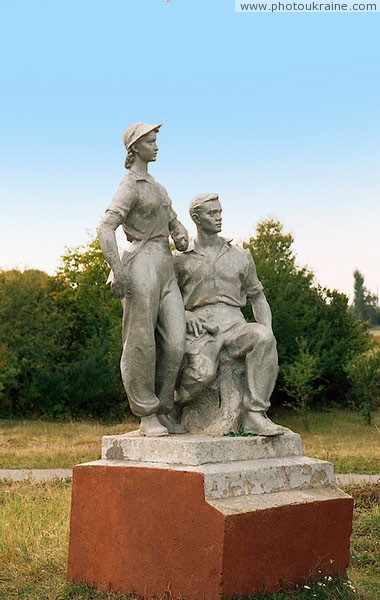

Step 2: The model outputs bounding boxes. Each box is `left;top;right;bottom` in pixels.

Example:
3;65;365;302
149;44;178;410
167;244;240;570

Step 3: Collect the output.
98;122;286;438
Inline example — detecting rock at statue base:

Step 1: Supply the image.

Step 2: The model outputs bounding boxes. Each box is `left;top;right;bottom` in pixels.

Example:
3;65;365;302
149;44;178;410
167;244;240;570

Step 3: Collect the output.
67;432;353;599
180;360;245;435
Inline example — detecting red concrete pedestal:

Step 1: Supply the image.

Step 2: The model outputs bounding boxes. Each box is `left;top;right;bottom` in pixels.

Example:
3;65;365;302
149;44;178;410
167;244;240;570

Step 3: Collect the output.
67;462;353;599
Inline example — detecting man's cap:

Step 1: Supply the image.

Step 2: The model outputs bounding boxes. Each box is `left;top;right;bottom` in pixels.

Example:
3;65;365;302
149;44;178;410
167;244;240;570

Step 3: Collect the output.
189;193;219;216
123;122;162;150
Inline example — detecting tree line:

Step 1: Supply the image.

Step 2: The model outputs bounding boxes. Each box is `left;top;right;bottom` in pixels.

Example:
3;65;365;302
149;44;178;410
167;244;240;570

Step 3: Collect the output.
1;220;379;423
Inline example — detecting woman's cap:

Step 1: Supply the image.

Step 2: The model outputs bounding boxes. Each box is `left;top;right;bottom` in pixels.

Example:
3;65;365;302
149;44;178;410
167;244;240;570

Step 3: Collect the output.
123;122;162;150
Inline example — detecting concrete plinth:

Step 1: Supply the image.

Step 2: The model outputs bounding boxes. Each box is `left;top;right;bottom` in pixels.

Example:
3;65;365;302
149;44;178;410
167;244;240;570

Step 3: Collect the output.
102;430;304;465
67;434;353;599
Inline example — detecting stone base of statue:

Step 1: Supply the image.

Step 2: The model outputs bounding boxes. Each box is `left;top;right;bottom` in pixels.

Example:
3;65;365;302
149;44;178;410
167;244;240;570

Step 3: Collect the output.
180;360;245;435
67;431;353;599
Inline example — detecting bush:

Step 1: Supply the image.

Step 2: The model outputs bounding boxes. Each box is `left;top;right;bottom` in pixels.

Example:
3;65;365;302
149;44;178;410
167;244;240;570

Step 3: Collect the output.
345;346;380;424
282;338;323;430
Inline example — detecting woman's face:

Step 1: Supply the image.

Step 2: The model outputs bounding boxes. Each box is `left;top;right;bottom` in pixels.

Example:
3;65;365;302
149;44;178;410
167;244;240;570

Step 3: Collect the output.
133;131;158;163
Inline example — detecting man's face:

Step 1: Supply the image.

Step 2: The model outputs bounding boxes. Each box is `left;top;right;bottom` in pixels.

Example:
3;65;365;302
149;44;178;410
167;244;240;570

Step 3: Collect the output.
133;130;158;163
195;199;222;233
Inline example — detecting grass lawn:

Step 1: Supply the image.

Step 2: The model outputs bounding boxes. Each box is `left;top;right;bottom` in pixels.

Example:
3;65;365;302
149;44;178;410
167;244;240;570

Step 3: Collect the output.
1;409;379;473
1;411;379;599
1;479;379;599
271;408;380;474
0;418;138;469
347;483;380;600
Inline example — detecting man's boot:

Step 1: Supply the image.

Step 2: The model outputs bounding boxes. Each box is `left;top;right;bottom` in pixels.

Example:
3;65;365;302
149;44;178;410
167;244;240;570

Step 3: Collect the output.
158;412;187;435
243;411;286;436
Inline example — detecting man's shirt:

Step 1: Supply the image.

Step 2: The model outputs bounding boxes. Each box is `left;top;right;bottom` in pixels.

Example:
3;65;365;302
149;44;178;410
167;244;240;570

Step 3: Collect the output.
101;170;177;241
174;238;263;311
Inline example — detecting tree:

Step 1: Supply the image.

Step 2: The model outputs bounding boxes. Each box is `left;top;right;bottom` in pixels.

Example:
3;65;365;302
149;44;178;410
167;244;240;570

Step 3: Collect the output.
244;219;371;407
0;226;375;419
54;237;126;418
0;239;127;419
0;269;71;415
352;270;380;326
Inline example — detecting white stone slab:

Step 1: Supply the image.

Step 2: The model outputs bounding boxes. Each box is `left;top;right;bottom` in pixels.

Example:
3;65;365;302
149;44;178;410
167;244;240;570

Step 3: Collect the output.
200;456;335;499
101;431;302;466
208;486;350;515
80;454;335;500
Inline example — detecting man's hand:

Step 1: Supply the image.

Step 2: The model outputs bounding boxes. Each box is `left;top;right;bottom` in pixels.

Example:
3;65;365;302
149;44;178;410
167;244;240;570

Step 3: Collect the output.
185;313;219;337
111;275;131;299
186;315;206;337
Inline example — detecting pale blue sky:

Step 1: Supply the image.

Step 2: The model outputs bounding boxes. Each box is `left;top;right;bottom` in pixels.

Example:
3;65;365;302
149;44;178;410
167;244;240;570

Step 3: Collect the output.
0;0;379;297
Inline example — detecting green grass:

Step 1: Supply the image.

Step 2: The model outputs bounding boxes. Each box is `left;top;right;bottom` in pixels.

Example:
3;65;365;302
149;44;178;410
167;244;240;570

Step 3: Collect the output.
1;409;379;473
271;408;380;474
0;479;379;599
0;418;138;469
63;577;360;599
0;478;71;599
347;482;380;600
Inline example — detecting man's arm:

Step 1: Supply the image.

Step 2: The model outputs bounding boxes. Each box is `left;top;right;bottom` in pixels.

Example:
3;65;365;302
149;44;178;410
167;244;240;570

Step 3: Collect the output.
244;248;273;331
249;292;273;332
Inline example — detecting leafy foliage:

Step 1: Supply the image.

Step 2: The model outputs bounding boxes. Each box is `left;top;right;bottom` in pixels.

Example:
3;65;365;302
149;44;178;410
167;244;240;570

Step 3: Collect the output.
345;346;380;424
54;238;125;417
0;223;375;417
244;219;371;407
0;269;70;415
352;269;380;326
0;240;126;419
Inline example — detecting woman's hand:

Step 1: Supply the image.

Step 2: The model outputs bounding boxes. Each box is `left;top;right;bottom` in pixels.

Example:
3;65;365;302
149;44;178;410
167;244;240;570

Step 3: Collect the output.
170;219;189;252
111;275;132;299
174;235;189;252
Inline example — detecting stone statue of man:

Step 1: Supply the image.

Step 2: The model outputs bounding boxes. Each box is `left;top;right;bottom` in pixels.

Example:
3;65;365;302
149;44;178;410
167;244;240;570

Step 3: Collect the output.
174;193;285;436
98;122;188;437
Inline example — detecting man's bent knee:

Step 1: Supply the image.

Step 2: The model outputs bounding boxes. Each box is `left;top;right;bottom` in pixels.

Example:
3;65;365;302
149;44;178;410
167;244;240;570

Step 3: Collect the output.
253;324;276;347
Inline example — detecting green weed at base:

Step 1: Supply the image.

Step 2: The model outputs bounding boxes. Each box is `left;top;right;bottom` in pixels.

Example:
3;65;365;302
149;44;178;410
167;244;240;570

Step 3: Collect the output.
224;431;258;437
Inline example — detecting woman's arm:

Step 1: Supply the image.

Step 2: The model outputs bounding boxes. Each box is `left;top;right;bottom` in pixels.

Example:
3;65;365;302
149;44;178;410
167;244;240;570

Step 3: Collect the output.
98;183;135;299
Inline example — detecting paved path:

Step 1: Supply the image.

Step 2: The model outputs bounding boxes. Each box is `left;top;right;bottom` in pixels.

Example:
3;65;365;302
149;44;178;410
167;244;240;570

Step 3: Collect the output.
0;468;379;486
0;468;72;481
335;473;380;486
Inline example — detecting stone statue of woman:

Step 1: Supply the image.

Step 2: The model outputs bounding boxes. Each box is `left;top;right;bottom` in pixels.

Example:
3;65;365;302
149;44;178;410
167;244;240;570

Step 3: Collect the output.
98;123;188;437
